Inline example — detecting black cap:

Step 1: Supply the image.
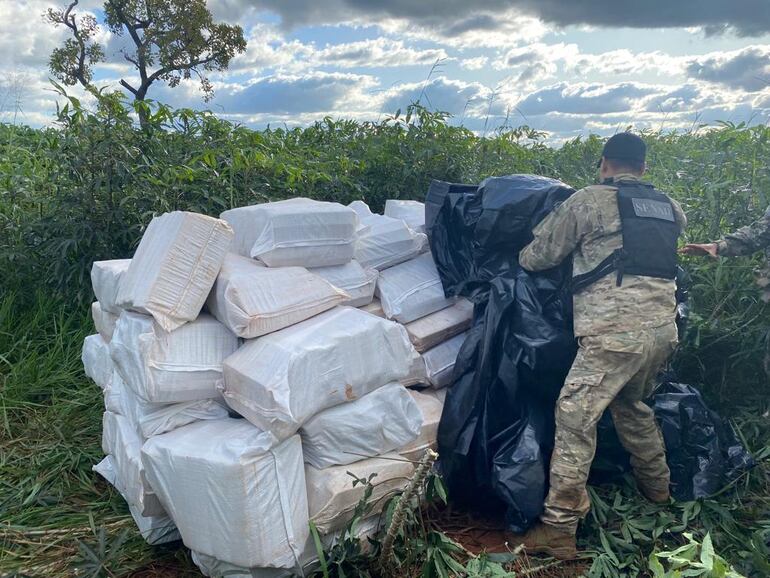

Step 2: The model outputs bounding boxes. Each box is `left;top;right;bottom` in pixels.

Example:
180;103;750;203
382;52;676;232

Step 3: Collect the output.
597;132;646;167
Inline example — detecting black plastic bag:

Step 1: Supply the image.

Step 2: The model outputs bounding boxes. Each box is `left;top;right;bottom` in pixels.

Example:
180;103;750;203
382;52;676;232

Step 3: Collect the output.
592;381;755;500
433;175;577;532
653;382;755;501
427;175;574;299
425;180;477;240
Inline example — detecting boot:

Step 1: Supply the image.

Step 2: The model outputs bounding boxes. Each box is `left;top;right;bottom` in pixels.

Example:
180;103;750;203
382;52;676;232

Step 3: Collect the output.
520;522;577;560
637;482;670;504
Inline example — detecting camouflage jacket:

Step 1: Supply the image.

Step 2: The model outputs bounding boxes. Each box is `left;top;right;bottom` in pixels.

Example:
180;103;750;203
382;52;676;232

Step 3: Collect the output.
519;174;687;336
717;206;770;302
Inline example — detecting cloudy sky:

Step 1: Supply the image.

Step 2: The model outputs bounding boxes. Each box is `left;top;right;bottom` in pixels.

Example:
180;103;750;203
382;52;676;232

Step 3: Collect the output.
3;0;770;141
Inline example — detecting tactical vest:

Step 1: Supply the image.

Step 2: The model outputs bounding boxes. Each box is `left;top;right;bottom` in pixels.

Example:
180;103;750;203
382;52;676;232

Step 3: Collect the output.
571;181;680;294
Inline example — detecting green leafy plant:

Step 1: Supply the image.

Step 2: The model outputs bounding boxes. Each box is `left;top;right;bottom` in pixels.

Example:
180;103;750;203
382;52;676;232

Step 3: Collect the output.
649;532;746;577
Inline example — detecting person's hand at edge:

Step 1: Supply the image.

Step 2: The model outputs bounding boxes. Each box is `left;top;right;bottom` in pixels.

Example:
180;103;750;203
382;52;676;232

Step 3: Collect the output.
679;243;718;258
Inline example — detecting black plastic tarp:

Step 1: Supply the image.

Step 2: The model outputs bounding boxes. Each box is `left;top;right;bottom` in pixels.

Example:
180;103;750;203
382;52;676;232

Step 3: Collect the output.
432;175;577;531
431;174;754;532
593;381;755;501
653;381;755;500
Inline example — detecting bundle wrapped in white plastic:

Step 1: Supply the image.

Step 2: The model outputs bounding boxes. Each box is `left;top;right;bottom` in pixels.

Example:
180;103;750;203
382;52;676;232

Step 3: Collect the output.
306;453;414;534
207;254;348;338
221;198;358;267
309;260;378;308
141;419;309;570
91;259;131;314
359;298;384;318
376;253;455;323
400;389;444;462
93;456;180;545
82;334;114;390
301;383;422;468
222;307;417;440
104;371;229;439
405;299;473;353
400;353;427;387
348;201;426;270
91;302;119;342
117;211;233;332
101;411;165;517
423;332;465;389
190;516;381;578
110;311;239;403
384;199;426;234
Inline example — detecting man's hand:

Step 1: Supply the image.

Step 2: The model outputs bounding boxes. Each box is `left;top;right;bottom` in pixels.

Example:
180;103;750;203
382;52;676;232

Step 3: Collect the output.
679;243;718;258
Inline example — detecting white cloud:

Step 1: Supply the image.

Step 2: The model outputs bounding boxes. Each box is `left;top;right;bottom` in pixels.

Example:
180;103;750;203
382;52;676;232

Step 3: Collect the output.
460;56;489;70
378;11;548;49
231;25;449;74
380;76;494;117
215;71;380;115
515;82;658;116
686;45;770;91
313;38;448;68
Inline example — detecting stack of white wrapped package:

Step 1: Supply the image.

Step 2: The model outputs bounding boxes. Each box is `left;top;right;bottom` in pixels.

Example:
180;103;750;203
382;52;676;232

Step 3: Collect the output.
81;197;467;577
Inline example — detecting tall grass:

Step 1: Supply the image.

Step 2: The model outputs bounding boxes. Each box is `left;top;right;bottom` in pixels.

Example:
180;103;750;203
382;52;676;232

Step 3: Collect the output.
0;293;196;575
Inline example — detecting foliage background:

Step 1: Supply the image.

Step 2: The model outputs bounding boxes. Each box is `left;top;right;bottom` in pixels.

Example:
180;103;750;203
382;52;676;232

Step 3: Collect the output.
1;94;769;576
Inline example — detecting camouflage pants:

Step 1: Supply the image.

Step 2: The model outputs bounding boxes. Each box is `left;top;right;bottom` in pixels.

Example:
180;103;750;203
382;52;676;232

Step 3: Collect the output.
541;323;677;533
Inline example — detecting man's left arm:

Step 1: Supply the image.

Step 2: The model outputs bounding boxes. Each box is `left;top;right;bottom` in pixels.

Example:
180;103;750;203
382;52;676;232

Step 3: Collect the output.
519;193;586;272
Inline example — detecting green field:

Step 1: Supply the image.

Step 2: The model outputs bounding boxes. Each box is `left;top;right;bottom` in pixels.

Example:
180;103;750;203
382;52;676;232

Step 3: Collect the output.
1;96;769;576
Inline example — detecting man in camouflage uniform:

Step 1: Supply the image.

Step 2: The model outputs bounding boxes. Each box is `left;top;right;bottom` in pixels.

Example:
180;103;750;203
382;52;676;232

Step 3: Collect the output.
517;133;686;559
682;209;770;302
682;209;770;372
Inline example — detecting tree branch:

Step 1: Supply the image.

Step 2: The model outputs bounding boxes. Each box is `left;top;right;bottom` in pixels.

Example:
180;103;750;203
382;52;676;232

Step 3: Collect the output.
108;0;148;85
119;79;139;96
123;53;140;68
146;54;220;86
60;0;90;88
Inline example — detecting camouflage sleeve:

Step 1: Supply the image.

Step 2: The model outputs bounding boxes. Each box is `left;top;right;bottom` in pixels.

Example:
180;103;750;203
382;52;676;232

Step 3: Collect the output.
717;207;770;257
671;198;687;230
519;190;591;272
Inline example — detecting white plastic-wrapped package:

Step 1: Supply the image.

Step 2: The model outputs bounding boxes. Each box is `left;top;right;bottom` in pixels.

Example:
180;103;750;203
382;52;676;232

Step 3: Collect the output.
221;198;358;267
359;298;384;318
384;199;426;234
91;259;131;314
423;332;465;389
91;301;119;342
110;311;238;403
348;201;426;271
309;260;378;308
376;253;455;323
117;211;233;332
301;383;422;468
306;454;414;534
104;371;229;439
141;419;309;569
222;307;417;440
405;299;473;352
82;334;114;390
101;411;165;517
190;516;381;578
93;457;180;545
400;389;444;462
434;388;447;404
400;353;427;387
207;254;347;338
